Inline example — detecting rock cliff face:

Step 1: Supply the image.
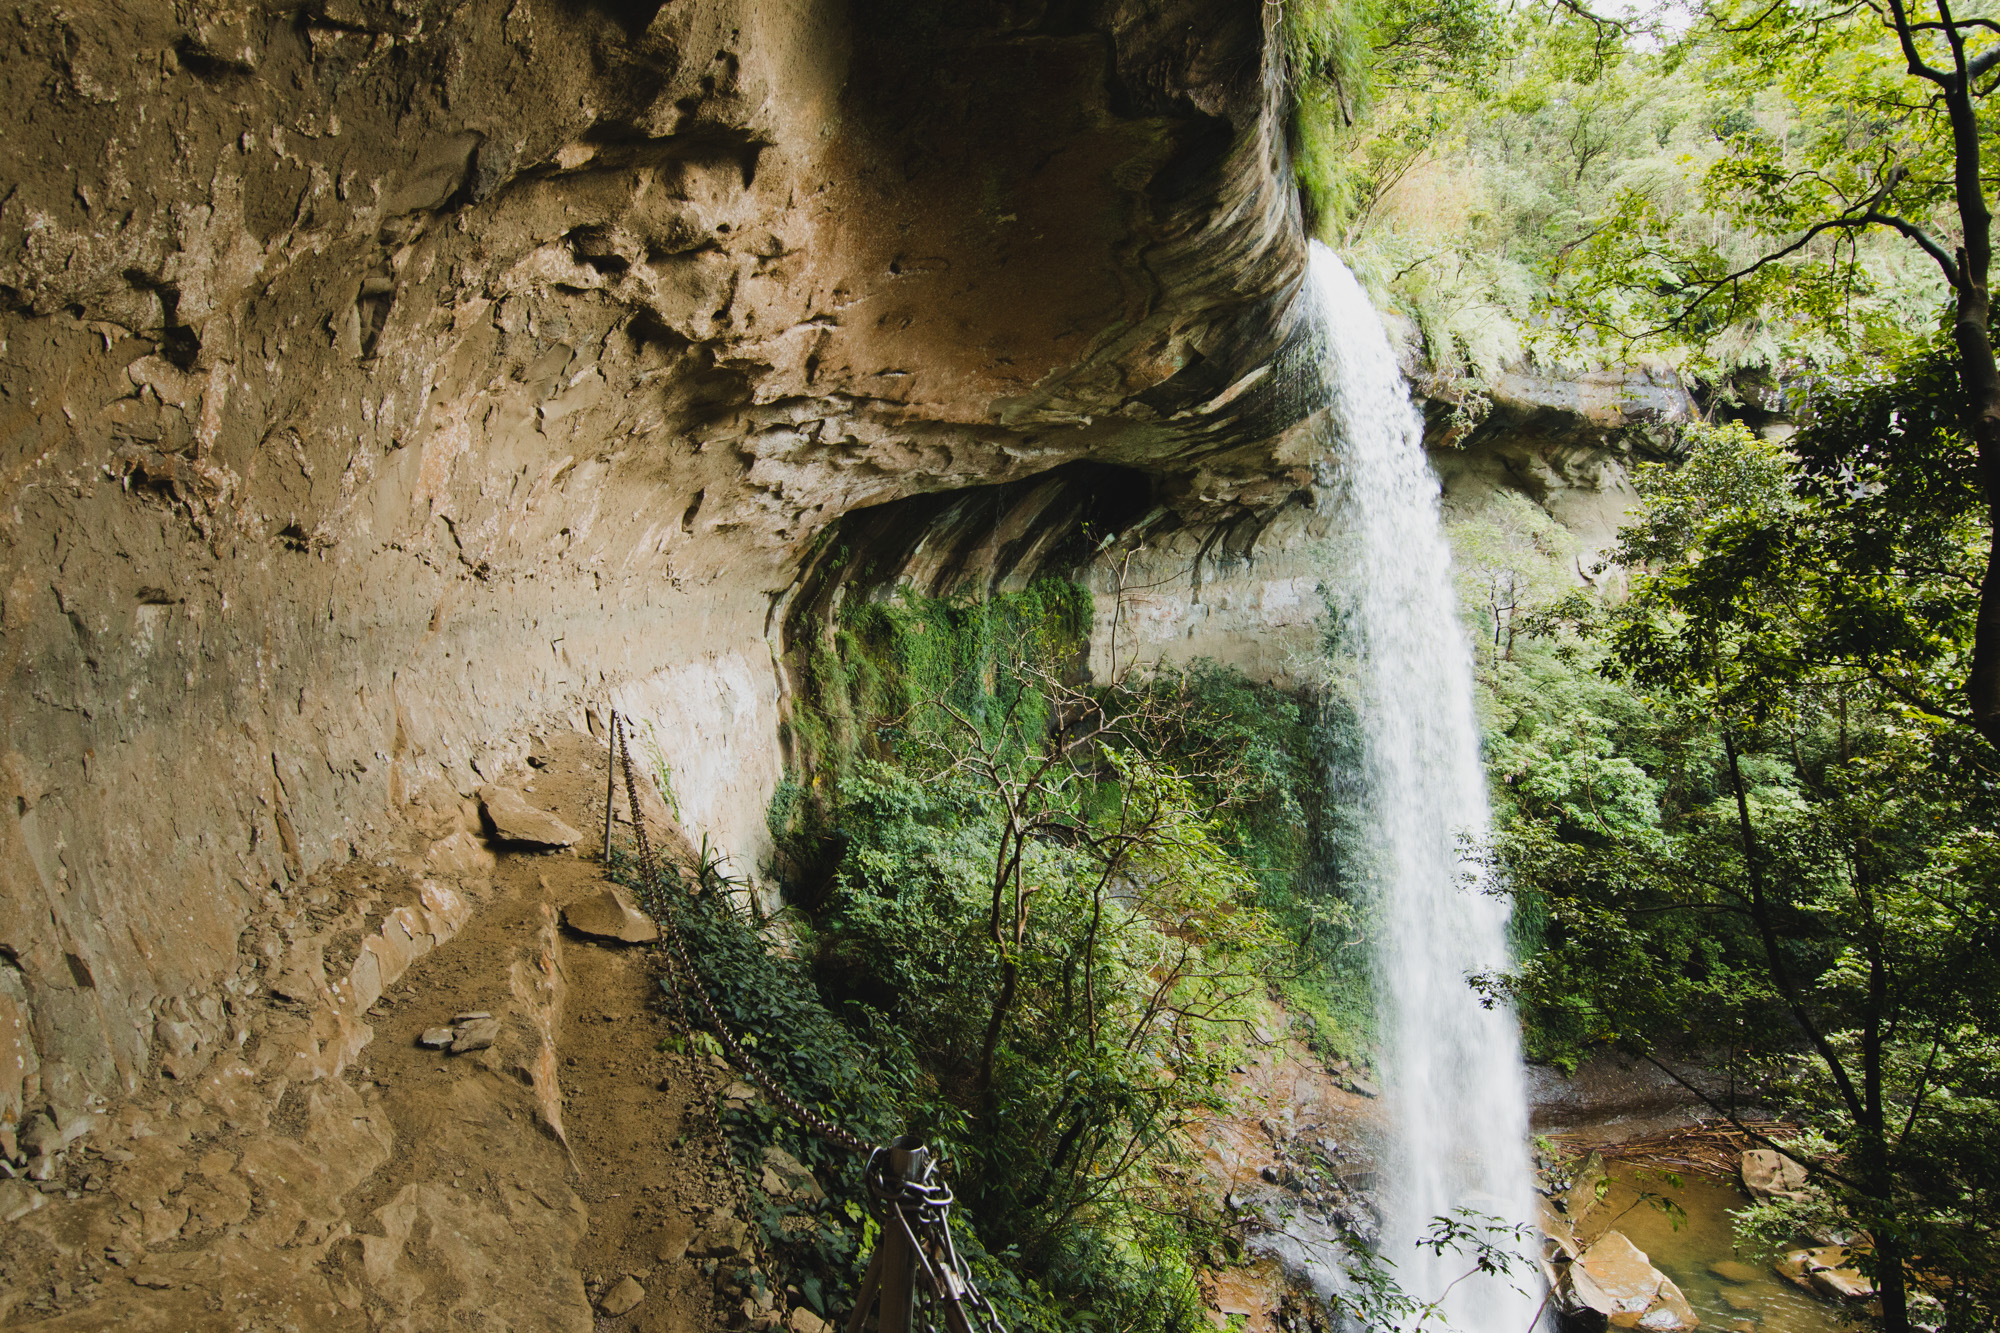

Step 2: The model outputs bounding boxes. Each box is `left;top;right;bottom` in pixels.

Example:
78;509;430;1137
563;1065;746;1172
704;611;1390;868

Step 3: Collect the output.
0;0;1322;1161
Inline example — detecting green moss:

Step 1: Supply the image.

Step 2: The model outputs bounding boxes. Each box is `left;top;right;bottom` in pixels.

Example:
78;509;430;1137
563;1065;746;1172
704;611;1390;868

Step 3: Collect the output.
785;577;1093;788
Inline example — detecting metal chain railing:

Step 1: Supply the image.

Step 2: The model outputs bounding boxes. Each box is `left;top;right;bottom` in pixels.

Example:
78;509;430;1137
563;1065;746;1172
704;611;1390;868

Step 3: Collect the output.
854;1140;1013;1333
613;712;869;1152
609;715;763;1274
606;712;1009;1333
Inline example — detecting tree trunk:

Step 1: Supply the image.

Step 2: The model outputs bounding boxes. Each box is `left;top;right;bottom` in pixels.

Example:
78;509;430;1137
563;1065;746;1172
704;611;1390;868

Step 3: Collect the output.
1936;1;2000;744
1855;863;1914;1333
1959;336;2000;746
1875;1229;1915;1333
974;957;1017;1094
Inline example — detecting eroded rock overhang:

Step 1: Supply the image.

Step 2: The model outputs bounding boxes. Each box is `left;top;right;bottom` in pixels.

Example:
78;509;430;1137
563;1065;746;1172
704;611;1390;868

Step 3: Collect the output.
0;0;1319;1115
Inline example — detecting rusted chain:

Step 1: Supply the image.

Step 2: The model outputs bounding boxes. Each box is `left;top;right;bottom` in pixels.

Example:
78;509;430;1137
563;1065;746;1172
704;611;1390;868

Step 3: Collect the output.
608;715;761;1273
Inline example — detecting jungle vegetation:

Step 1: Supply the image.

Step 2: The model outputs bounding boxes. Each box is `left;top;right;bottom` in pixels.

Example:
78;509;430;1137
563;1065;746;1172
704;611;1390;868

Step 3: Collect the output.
635;581;1365;1333
1289;0;2000;1327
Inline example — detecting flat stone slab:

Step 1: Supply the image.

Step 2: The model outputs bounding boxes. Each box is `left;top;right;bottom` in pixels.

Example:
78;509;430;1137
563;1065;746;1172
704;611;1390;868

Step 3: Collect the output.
450;1016;501;1053
477;785;581;847
561;887;658;943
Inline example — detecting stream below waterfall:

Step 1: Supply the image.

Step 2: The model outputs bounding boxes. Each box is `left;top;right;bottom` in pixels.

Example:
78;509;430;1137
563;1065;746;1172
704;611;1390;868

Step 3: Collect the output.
1580;1165;1851;1333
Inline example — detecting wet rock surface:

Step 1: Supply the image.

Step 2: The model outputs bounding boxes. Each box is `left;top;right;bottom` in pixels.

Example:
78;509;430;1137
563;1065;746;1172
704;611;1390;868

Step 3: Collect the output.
1189;1021;1386;1331
1572;1230;1699;1331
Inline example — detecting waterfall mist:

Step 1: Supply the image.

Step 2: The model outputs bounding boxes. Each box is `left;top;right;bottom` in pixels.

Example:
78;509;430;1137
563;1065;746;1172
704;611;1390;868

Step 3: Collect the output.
1305;241;1537;1332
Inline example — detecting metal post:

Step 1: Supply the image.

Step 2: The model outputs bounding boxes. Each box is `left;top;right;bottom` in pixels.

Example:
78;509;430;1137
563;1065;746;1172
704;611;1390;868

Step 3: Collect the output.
877;1158;917;1333
845;1248;886;1333
602;707;618;862
850;1140;926;1333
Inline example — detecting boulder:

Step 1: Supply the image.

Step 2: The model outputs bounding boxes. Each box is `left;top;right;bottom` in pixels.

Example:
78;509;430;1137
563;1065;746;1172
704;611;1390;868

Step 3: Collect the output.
1778;1245;1874;1300
477;786;582;848
561;888;659;944
1571;1230;1699;1330
1741;1148;1813;1202
1565;1151;1609;1225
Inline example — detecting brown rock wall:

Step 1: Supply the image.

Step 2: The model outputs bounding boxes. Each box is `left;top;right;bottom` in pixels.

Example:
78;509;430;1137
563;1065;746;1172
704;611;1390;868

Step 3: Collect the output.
0;0;1315;1136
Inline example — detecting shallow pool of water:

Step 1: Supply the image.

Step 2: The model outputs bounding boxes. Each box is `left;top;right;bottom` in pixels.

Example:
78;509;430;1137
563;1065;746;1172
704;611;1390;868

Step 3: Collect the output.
1576;1167;1850;1333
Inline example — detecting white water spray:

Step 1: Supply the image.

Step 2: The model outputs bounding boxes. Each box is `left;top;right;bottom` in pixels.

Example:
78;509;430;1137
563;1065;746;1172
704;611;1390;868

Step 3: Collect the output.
1306;241;1537;1332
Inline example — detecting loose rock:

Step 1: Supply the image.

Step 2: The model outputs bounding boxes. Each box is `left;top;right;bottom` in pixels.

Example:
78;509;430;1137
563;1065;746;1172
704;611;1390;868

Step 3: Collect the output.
790;1308;830;1333
418;1027;455;1049
561;888;659;944
0;1178;46;1223
450;1016;501;1054
760;1144;822;1201
598;1275;646;1316
478;785;583;847
19;1112;62;1159
693;1215;750;1259
653;1217;695;1263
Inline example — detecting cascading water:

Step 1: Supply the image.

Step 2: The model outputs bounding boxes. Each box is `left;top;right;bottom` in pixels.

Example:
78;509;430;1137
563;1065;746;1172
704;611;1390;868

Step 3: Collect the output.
1306;240;1538;1332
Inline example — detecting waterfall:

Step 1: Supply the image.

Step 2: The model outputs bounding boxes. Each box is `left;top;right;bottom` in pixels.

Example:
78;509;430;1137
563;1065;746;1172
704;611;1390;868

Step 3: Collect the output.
1306;241;1537;1332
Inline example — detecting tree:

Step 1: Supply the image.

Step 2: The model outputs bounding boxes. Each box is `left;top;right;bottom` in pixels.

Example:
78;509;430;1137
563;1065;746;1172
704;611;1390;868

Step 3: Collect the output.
1553;0;2000;743
1491;404;2000;1333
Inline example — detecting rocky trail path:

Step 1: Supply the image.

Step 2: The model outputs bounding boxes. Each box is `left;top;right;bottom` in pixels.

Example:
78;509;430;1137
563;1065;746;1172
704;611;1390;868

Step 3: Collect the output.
0;728;745;1331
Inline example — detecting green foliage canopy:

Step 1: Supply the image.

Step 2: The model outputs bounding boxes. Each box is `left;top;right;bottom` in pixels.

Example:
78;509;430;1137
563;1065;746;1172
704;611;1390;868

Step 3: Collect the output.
1485;387;2000;1332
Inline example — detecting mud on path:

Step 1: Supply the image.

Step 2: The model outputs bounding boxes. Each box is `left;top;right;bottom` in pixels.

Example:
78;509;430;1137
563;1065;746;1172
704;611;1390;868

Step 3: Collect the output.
0;727;739;1332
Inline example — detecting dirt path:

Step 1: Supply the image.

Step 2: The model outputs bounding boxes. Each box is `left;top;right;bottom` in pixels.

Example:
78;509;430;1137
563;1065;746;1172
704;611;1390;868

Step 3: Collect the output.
0;726;738;1331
